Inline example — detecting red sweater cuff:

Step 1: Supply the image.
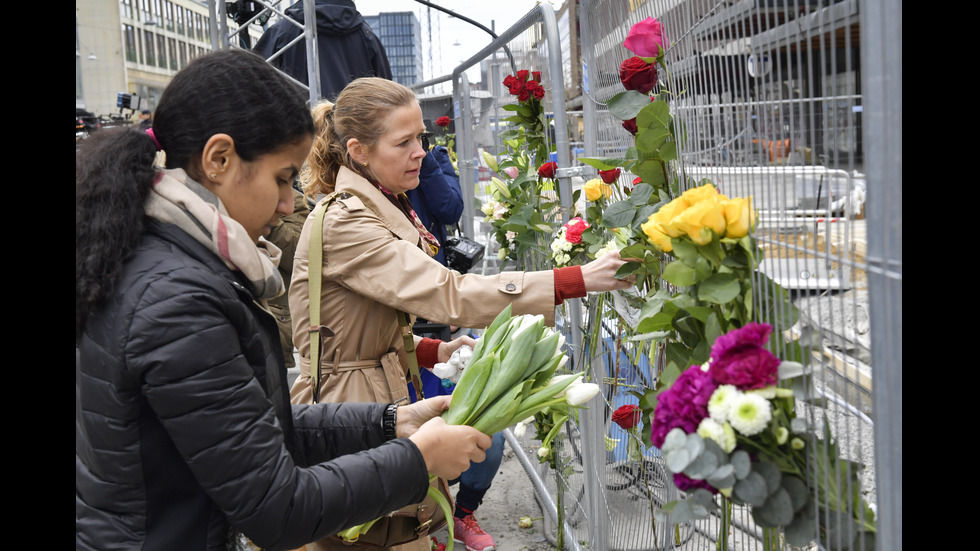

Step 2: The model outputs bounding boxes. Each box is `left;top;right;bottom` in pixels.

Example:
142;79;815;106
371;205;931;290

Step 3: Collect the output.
553;266;586;304
416;338;441;369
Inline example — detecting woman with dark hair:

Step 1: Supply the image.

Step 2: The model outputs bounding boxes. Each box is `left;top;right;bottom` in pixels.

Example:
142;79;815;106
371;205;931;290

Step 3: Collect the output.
289;77;636;551
75;50;490;551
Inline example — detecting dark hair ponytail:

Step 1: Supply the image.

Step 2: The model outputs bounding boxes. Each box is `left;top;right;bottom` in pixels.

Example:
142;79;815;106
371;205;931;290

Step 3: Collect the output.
75;127;158;341
76;49;314;341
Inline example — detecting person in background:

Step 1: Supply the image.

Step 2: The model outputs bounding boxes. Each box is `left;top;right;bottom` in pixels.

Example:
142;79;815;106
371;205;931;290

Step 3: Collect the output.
75;49;490;550
288;76;636;551
138;109;152;129
267;181;313;369
252;0;391;100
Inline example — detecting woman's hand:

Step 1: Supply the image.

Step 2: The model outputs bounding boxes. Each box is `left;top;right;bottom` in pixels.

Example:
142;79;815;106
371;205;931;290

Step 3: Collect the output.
437;335;476;363
396;396;451;438
580;250;639;291
408;416;492;480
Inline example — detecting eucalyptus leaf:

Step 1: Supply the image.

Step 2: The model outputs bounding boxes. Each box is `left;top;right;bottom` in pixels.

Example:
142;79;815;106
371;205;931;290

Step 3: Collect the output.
665;449;691;473
706;464;735;489
662;427;687;453
730;451;752;479
689;489;717;510
752;461;782;496
733;471;768;506
755;488;795;527
683;447;718;480
668;500;695;524
784;513;817;547
781;476;810;512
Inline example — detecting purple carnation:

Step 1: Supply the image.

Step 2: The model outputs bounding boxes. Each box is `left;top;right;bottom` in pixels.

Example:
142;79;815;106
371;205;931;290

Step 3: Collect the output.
708;323;780;390
650;366;717;448
673;472;716;493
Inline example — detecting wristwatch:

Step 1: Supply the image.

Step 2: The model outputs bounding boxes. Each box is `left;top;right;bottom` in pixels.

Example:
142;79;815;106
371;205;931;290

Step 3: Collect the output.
382;403;398;440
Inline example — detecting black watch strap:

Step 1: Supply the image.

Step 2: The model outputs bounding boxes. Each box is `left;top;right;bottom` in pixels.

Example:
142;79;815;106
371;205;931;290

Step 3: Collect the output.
383;404;398;440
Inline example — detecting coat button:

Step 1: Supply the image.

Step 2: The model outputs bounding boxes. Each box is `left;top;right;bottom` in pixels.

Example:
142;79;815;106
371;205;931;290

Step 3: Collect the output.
505;283;516;291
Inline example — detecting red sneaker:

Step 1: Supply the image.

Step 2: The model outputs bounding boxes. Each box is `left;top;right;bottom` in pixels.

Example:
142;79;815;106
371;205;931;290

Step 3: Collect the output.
453;514;496;551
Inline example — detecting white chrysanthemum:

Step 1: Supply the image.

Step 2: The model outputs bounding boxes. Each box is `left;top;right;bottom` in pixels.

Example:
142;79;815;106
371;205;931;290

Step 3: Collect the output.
708;384;739;422
728;393;772;436
594;239;619;259
697;418;737;454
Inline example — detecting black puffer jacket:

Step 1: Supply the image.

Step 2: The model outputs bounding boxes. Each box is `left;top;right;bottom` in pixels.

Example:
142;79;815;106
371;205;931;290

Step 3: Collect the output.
252;0;392;100
76;221;429;551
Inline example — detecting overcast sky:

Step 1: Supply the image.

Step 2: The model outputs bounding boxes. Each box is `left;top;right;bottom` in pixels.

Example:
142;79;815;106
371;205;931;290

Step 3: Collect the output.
357;1;560;82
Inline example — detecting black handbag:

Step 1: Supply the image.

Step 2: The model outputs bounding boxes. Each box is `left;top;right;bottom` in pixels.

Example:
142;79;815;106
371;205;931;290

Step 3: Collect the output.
444;224;485;274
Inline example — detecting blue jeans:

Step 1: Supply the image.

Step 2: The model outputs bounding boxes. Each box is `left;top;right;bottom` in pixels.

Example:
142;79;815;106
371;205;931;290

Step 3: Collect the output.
453;432;505;515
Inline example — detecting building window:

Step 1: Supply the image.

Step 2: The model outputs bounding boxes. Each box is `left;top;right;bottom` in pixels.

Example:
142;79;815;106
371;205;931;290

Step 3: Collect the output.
168;38;178;70
140;0;151;23
121;0;133;19
144;30;156;66
124;24;137;63
157;34;167;68
164;1;174;31
175;6;184;35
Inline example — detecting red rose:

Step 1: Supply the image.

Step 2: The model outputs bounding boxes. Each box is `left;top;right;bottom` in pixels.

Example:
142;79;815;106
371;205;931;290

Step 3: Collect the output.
525;80;539;91
517;69;529;82
619;56;658;94
612;404;642;430
503;75;517;87
435;116;451;128
633;176;642;186
622;118;638;134
564;217;589;244
518;88;530;102
538;161;557;178
509;82;524;95
532;71;541;82
532;87;545;100
598;168;621;184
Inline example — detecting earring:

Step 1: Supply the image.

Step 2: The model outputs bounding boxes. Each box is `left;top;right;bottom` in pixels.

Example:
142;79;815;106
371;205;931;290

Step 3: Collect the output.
209;173;217;180
363;162;368;167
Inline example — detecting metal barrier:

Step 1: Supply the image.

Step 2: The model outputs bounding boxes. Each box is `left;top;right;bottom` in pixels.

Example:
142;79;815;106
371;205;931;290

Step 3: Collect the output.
206;1;899;548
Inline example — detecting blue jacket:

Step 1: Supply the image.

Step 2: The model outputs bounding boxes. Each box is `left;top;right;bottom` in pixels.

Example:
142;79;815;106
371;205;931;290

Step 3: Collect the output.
407;146;463;266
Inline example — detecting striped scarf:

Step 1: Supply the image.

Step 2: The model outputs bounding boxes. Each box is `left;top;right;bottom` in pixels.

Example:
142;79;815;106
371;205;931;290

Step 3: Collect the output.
144;168;284;300
370;181;441;257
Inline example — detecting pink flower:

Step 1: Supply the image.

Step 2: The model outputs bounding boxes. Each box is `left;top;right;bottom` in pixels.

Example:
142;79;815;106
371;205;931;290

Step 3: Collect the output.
564;217;589;244
503;166;519;179
673;472;716;493
623;17;668;58
611;405;641;430
649;365;717;448
708;323;780;390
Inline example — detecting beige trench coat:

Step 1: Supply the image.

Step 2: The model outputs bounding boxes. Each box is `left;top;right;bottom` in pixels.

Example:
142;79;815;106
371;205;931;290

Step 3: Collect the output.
288;166;557;407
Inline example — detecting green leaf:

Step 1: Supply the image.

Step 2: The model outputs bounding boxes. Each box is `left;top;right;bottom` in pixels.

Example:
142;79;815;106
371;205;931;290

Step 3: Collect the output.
628;183;655;206
600;200;638;229
662;260;697;286
635;127;671;156
637;100;670;130
607;90;653;120
730;450;751;479
781;476;810;512
577;157;626;170
633;160;666;189
697;273;741;304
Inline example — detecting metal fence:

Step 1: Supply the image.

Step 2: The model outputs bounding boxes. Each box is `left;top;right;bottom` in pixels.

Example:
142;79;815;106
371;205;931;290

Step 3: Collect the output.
208;1;900;548
420;1;899;550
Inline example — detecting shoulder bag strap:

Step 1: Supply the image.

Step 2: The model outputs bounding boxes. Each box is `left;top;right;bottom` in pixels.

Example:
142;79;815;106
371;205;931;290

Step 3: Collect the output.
308;191;425;403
